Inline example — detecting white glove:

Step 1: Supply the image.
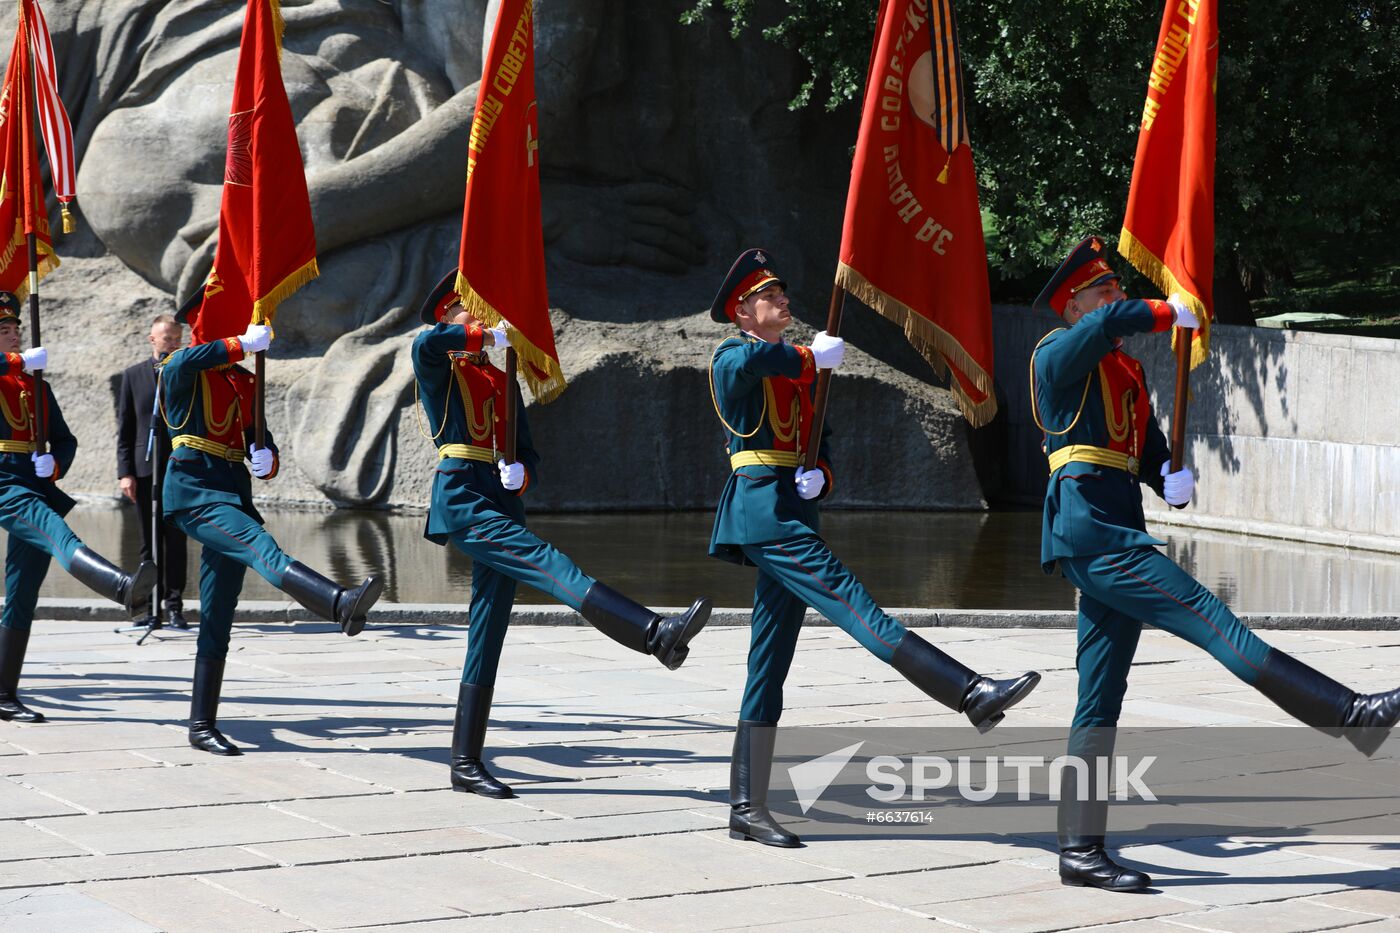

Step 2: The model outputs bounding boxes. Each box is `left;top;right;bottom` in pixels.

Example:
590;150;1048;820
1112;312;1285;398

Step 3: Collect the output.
20;346;46;372
238;324;273;354
1161;462;1194;506
499;460;525;491
795;466;825;500
485;325;508;349
809;331;845;370
31;452;54;479
249;444;275;478
1167;294;1199;330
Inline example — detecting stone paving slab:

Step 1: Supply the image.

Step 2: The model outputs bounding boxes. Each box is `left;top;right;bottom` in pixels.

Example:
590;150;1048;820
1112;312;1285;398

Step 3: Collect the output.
1161;898;1388;932
27;801;336;855
583;884;966;931
214;852;607;927
76;877;306;933
3;622;1400;932
0;888;157;932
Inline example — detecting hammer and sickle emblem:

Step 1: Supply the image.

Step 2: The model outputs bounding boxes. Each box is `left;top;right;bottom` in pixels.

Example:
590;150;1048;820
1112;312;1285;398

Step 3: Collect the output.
525;102;539;168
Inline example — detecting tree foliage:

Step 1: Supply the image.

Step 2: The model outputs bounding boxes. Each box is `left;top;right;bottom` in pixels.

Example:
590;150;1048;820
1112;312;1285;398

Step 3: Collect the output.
685;0;1400;317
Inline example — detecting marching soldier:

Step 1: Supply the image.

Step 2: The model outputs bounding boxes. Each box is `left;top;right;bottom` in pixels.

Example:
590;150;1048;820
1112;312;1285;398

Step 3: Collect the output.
1033;236;1400;892
160;307;383;755
413;272;711;800
0;293;155;723
708;249;1041;848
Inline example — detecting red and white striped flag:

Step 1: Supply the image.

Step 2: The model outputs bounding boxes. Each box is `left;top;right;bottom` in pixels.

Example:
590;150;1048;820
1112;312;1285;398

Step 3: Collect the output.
23;0;76;233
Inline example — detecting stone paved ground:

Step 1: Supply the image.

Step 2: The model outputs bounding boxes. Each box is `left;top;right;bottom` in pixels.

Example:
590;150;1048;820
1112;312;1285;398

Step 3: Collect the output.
2;620;1399;932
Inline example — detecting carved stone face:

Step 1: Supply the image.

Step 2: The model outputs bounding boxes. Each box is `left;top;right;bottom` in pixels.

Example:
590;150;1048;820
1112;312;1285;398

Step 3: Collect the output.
75;1;473;300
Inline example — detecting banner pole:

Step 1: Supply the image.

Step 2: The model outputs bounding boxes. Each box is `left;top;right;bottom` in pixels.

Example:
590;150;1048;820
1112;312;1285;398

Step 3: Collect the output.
254;351;266;450
25;232;46;453
1169;327;1191;473
803;284;846;471
21;10;47;453
503;347;518;464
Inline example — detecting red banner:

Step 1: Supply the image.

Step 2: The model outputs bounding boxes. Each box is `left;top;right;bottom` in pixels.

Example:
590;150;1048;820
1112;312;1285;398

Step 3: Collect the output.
1119;0;1217;368
455;0;564;403
0;3;59;298
25;0;76;233
836;0;995;426
193;0;318;343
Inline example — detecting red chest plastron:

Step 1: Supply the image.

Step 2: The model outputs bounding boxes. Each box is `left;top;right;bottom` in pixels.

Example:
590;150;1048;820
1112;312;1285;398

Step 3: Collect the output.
1097;349;1151;468
450;353;506;450
763;375;814;456
199;368;255;450
0;373;39;442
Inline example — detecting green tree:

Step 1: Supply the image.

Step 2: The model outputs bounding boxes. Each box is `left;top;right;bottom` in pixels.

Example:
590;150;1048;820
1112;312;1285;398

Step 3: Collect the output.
685;0;1400;323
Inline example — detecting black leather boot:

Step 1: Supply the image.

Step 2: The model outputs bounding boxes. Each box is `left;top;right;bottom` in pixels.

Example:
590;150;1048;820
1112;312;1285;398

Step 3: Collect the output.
579;582;711;671
449;683;513;798
1057;734;1151;892
1060;844;1152;892
68;548;155;618
279;562;383;637
729;720;801;847
889;631;1041;732
1252;649;1400;756
188;657;241;755
0;626;44;723
163;595;190;630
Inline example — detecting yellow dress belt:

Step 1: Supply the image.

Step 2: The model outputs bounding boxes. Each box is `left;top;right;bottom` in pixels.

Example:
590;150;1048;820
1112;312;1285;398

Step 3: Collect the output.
171;435;246;462
729;449;801;470
0;439;37;454
438;443;497;464
1047;444;1139;476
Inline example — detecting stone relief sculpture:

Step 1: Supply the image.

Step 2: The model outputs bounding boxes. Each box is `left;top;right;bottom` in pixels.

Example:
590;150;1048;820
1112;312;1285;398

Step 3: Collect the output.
32;0;984;511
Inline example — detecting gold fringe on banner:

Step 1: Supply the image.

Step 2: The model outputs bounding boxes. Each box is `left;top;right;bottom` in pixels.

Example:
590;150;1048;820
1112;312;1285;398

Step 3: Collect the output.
8;227;59;303
1117;227;1210;370
454;271;567;404
269;0;286;62
835;261;998;427
251;256;319;326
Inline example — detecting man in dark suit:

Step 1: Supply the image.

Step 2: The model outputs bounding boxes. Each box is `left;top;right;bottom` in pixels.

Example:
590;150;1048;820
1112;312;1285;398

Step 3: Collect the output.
116;315;189;628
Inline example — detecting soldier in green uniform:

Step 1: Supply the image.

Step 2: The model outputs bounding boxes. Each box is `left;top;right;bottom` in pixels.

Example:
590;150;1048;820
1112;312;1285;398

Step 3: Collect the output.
161;306;383;755
1033;236;1400;892
413;273;711;800
708;249;1042;849
0;294;155;723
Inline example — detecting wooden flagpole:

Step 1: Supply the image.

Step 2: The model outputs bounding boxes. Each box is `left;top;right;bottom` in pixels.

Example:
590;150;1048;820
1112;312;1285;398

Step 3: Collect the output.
802;285;846;471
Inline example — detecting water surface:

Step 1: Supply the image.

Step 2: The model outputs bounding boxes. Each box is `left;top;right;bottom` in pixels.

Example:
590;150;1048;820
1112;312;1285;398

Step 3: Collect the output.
42;506;1400;615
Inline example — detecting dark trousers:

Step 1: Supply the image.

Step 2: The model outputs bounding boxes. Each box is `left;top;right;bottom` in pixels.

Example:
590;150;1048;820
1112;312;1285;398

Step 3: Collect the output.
168;502;294;660
738;534;909;722
133;474;188;611
1061;546;1274;729
448;515;598;688
0;492;84;631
